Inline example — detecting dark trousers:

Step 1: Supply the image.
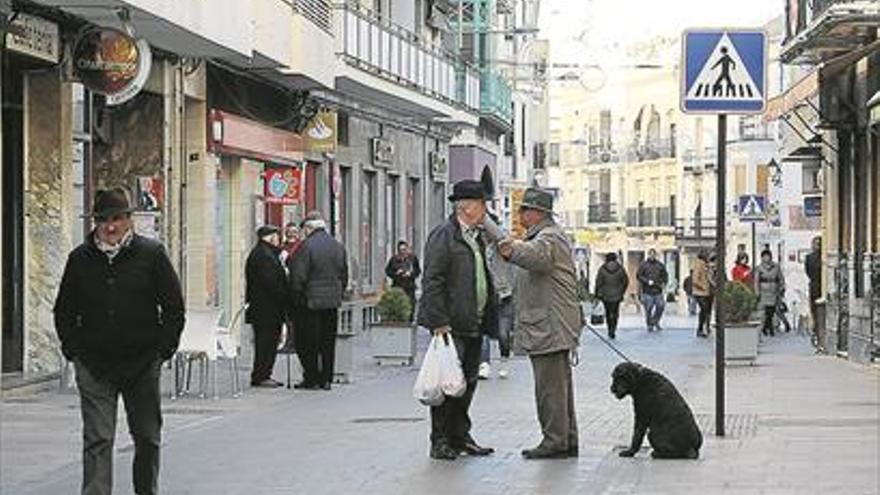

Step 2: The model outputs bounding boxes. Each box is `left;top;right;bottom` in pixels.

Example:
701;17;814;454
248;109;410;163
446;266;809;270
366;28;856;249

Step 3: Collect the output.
300;308;338;386
430;334;481;448
75;359;162;495
530;350;578;451
696;295;714;335
602;300;621;336
251;322;282;384
762;305;776;336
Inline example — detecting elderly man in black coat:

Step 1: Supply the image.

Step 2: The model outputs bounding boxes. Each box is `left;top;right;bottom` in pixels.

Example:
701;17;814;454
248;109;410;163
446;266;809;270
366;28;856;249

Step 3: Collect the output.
290;211;349;390
418;179;498;461
245;224;289;388
54;188;185;495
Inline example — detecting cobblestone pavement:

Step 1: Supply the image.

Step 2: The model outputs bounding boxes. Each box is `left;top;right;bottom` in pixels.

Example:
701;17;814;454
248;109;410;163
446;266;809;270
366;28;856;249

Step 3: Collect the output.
2;314;878;494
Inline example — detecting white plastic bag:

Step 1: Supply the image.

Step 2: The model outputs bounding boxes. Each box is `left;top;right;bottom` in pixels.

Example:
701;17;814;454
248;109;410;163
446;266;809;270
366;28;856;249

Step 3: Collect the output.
413;335;445;406
413;334;466;405
437;335;466;398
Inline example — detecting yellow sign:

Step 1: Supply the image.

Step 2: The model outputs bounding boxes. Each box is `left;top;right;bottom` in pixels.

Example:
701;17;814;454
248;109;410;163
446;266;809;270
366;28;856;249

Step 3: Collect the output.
304;111;337;153
509;188;526;239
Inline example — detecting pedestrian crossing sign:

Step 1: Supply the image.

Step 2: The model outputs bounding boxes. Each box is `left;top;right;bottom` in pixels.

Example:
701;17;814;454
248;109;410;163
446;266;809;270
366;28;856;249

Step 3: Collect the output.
681;29;767;114
738;194;766;222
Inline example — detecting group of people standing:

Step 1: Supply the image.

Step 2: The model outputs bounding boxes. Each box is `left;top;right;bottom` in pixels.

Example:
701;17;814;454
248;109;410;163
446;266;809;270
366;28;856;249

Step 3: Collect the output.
244;211;348;391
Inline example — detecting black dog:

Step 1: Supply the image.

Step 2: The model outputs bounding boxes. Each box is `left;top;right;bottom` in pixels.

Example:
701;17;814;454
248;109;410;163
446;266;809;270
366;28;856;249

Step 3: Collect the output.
611;362;702;459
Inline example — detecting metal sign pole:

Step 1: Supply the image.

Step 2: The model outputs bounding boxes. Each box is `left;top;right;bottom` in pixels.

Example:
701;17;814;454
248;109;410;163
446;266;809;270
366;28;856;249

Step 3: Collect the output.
715;114;727;437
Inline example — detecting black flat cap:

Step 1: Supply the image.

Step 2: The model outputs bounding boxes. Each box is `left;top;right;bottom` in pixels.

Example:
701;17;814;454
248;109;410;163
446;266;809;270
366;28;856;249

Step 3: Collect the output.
448;179;487;202
256;225;280;239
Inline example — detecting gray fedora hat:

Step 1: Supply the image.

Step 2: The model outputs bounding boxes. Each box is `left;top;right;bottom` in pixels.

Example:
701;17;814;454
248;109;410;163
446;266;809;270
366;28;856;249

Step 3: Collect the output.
90;188;134;219
519;187;554;213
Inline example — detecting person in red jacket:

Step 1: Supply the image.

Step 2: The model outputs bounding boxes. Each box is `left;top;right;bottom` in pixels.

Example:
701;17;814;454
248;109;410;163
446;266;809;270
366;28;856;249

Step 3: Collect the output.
731;252;753;286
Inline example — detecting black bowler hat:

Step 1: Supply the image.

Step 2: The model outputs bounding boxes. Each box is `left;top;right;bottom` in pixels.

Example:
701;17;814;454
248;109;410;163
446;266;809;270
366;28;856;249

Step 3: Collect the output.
448;179;487;202
519;187;554;213
90;188;134;219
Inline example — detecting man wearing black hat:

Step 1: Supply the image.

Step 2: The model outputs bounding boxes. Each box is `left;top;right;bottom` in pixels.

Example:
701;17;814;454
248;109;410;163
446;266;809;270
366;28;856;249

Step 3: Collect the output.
245;224;289;388
418;179;497;460
498;187;582;459
54;188;185;495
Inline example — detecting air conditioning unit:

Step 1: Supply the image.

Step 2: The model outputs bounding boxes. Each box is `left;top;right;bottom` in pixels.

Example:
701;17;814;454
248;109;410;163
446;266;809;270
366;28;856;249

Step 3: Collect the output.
430;151;448;178
372;138;394;166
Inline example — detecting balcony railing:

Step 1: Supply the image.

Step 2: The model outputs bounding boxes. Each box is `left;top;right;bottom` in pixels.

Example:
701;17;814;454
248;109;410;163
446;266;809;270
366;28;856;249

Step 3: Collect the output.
335;2;479;111
587;203;618;224
674;217;718;244
479;69;513;124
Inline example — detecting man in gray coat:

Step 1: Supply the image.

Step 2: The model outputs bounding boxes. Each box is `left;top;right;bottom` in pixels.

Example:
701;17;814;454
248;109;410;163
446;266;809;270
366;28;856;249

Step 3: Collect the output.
498;187;582;459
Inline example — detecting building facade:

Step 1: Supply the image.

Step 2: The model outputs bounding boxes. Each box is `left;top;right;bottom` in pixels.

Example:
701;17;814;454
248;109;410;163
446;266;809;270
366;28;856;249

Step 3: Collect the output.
779;0;880;362
0;0;483;378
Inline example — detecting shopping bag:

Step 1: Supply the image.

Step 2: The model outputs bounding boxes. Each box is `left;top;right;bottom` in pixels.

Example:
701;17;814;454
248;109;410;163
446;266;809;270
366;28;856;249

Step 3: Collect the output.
413;335;445;406
436;334;466;398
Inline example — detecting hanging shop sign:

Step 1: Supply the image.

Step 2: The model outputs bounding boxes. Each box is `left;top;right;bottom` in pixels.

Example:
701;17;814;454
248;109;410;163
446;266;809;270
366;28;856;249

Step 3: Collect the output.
305;111;337;153
264;166;303;205
5;13;59;63
73;27;152;106
371;137;395;166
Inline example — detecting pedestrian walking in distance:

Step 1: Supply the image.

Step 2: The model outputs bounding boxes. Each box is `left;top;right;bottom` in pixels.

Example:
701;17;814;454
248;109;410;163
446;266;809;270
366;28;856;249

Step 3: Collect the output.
54;188;185;495
805;236;825;352
245;225;289;388
595;252;629;339
384;239;421;322
756;249;785;337
479;213;515;379
732;252;753;285
683;270;697;316
290;211;349;390
418;179;497;461
498;187;581;460
692;249;715;338
637;248;669;331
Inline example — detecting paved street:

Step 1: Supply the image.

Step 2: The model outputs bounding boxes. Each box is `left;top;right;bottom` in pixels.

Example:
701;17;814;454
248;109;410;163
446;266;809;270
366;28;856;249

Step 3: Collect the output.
2;314;878;494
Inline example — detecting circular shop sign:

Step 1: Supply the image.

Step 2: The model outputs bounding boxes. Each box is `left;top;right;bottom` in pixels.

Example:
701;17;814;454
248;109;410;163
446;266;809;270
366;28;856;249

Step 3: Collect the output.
73;28;151;104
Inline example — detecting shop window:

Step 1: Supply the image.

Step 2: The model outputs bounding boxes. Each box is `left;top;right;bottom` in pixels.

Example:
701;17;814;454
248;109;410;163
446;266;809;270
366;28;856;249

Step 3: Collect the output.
337;112;349;146
385;174;400;260
72;83;92;245
339;166;351;248
361;170;377;287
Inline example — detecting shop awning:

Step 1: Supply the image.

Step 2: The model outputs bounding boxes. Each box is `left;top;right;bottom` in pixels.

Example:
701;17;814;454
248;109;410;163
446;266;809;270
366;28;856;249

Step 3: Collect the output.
208;110;304;166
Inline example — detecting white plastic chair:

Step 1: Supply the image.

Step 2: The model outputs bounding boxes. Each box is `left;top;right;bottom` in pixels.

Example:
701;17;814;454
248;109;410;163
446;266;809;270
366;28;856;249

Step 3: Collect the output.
174;309;221;398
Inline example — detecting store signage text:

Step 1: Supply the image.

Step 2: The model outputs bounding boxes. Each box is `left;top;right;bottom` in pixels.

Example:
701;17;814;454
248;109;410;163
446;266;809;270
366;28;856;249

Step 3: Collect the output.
73;28;152;105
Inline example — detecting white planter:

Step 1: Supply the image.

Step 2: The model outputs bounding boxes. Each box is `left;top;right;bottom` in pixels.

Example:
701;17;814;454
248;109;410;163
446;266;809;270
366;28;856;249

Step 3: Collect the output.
371;323;417;366
723;322;760;364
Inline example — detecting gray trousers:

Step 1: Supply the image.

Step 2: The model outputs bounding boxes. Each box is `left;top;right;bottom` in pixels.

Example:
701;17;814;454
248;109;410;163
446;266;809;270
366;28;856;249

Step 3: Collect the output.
75;360;162;495
529;350;578;451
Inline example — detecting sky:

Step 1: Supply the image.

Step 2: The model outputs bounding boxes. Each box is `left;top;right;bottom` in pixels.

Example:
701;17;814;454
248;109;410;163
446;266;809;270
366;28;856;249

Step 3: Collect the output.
539;0;785;65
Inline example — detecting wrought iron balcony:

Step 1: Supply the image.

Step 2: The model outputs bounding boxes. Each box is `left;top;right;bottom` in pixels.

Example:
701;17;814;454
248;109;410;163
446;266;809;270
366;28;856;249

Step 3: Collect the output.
334;2;479;111
782;0;880;63
674;217;718;249
479;68;513;126
587;203;618;224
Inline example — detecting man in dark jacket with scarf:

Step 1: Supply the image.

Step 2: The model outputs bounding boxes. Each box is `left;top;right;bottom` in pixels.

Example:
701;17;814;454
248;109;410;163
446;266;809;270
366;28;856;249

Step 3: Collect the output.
54;188;185;495
245;224;289;388
418;179;498;461
385;240;421;321
290;211;348;390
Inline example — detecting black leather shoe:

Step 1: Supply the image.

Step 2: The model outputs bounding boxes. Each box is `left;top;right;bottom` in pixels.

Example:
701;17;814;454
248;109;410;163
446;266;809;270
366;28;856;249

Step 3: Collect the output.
430;443;459;460
567;446;579;457
321;383;332;391
293;382;317;390
252;379;282;388
521;446;569;459
459;441;495;456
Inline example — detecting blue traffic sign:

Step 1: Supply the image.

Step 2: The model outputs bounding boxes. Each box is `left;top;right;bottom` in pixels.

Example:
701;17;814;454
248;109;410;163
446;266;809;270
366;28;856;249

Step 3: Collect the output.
738;194;766;222
681;29;767;114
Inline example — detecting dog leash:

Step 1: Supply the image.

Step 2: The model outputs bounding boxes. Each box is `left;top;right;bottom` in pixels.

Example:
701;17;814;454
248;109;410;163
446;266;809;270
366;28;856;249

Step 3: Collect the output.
584;323;633;363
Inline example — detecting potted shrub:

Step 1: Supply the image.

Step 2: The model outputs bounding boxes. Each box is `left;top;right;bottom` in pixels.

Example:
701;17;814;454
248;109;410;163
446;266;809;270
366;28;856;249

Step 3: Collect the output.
371;287;416;366
719;281;760;364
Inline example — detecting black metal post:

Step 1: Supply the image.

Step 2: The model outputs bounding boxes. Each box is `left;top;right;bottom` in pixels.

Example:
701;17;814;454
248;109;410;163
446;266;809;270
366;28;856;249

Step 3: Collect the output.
751;221;756;273
715;114;727;437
